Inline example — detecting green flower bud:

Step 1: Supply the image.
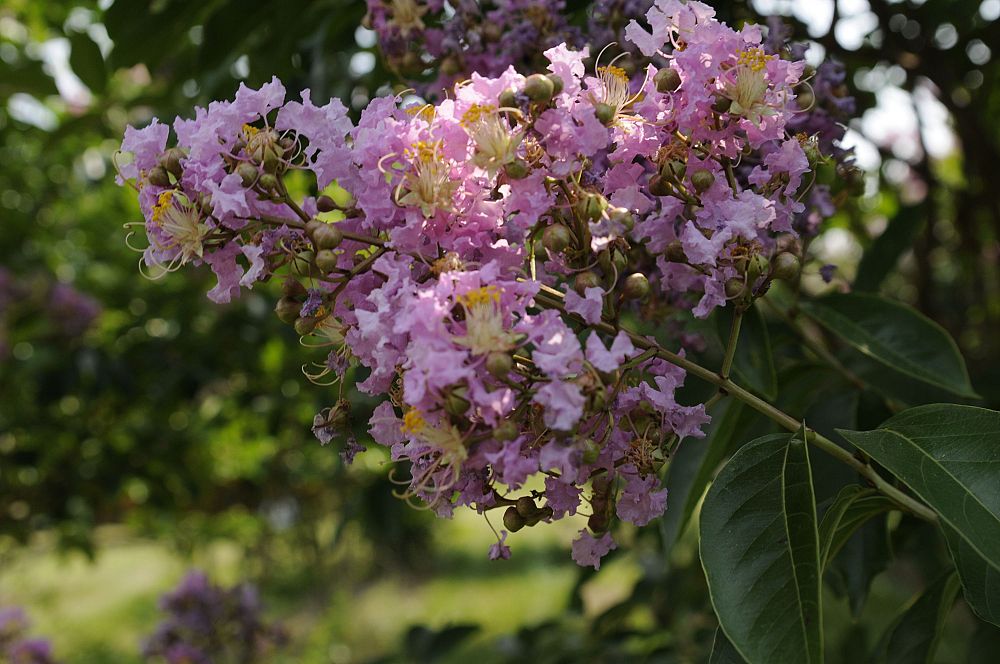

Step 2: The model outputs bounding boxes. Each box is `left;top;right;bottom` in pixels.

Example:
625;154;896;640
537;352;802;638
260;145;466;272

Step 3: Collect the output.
747;253;769;283
308;221;344;251
712;95;733;113
582;438;601;464
316;195;337;212
546;73;564;96
666;240;687;263
542;223;573;253
648;174;672;197
612;249;628;276
724;278;744;299
258;173;278;191
608;206;634;231
594;102;616;125
315;249;339;274
282;278;306;298
772;252;801;281
236;162;258;187
275;296;301;324
574;270;602;294
493;420;519;441
796;89;815;112
147;166;171;187
576;192;604;221
161;147;185;178
443;384;470;417
654;67;681;93
486;351;513;378
622;272;651;300
294;316;317;336
691;169;715;193
498;88;517;109
503;506;526;532
524;73;555;102
504;158;530;179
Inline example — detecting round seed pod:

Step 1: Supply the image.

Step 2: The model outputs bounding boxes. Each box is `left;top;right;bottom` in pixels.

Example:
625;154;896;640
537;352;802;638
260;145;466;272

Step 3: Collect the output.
498;88;517;109
515;496;537;518
524;74;555;102
161;147;185;178
275;297;301;324
258;173;278;191
147;166;171;187
725;278;745;299
310;222;344;251
486;351;513;378
666;240;687;263
315;249;339;273
294;316;317;336
594;102;615;125
622;273;651;300
691;169;715;193
503;506;526;532
236;162;259;187
574;270;602;294
546;73;564;96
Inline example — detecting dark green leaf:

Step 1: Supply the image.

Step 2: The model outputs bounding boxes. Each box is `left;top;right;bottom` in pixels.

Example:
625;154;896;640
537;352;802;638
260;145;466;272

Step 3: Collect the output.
68;31;106;95
873;573;960;664
710;628;747;664
968;622;1000;664
838;405;1000;571
818;486;894;568
660;399;753;555
855;203;927;292
827;510;890;617
942;524;1000;627
700;434;824;664
799;293;977;399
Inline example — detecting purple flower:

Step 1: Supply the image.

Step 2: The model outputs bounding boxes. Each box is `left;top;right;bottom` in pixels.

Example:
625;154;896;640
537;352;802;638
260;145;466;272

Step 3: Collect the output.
571;530;617;569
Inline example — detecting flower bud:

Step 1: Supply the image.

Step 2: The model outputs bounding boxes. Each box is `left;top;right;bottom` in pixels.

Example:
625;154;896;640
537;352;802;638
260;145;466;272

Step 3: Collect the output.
504;158;530;180
594;102;615;125
611;249;628;276
524;73;554;102
608;206;634;231
493;420;519;441
747;253;769;283
503;506;526;532
282;278;306;298
542;223;572;253
515;496;537;518
443;384;471;416
691;169;715;193
772;252;801;281
275;296;301;324
666;240;687;263
546;73;564;96
258;173;278;191
236;162;258;187
648;174;672;197
498;88;517;108
724;278;744;299
582;438;601;464
576;192;604;221
315;249;339;273
796;89;815;111
654;67;681;93
486;351;513;378
148;166;171;187
574;270;602;294
316;195;337;212
161;147;185;178
622;273;650;300
294;316;317;336
307;221;344;251
712;95;733;113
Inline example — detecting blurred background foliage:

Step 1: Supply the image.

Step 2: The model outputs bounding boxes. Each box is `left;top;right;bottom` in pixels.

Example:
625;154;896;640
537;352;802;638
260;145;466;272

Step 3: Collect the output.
0;0;999;662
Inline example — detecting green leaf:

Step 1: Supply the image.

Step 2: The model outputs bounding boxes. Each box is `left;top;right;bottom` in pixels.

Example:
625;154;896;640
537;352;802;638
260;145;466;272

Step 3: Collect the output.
717;306;777;399
799;293;977;399
67;31;106;95
700;434;824;664
941;524;1000;626
838;405;1000;571
873;573;960;664
818;486;894;568
968;622;1000;664
710;628;747;664
660;399;757;555
855;203;926;292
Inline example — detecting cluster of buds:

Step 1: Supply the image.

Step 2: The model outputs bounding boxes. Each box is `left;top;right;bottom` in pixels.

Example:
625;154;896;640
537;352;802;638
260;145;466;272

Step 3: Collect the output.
117;1;850;567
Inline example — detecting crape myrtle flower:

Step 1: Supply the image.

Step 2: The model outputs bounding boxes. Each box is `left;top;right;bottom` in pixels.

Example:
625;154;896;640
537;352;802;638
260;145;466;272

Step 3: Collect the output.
118;0;849;568
141;571;287;664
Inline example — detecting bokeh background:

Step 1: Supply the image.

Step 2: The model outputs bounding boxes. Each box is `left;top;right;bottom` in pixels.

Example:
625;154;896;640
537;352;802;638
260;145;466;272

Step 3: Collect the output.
1;0;999;662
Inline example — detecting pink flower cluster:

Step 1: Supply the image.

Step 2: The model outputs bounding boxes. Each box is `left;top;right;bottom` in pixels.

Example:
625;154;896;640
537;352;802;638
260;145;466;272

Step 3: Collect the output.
117;1;839;567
